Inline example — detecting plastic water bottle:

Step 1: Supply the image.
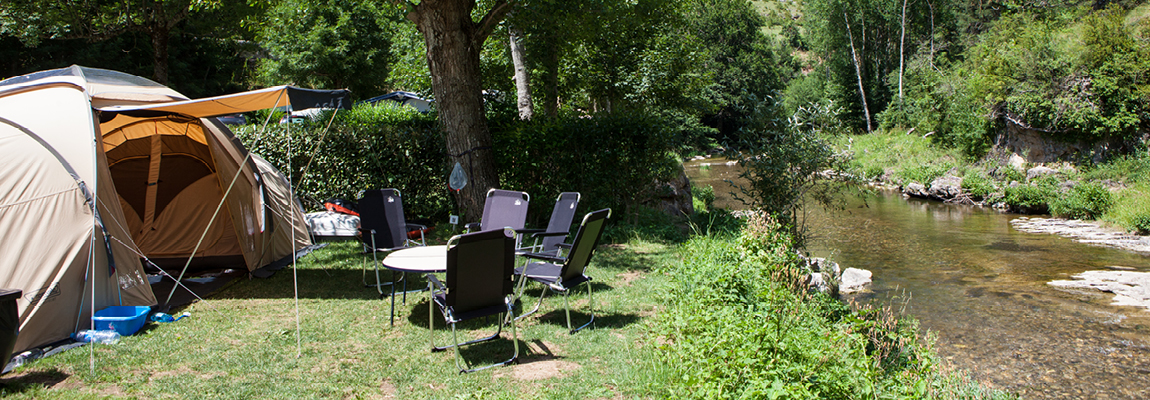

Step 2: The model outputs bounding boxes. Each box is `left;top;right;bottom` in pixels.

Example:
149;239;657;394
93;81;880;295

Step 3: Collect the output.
73;330;120;344
150;311;190;323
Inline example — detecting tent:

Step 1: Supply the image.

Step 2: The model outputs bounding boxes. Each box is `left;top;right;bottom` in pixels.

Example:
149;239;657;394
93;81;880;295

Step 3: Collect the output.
0;65;349;354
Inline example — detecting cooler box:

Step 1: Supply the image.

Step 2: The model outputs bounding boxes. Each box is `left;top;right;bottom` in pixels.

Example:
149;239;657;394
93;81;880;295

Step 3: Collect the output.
0;289;22;371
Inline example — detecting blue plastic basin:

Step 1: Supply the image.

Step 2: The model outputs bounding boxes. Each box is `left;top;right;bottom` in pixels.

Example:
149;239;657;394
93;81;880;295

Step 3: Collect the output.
92;306;151;336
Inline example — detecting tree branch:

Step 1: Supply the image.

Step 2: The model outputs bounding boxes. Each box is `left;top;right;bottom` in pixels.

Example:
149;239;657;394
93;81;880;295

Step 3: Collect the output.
475;0;516;44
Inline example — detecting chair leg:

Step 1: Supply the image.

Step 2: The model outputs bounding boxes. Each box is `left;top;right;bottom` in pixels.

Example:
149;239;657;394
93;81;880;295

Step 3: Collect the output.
566;283;595;334
432;317;503;353
514;283;550;322
454;310;519;374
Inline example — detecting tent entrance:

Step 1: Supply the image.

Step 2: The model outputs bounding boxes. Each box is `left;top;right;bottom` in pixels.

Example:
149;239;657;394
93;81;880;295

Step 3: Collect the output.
105;120;243;263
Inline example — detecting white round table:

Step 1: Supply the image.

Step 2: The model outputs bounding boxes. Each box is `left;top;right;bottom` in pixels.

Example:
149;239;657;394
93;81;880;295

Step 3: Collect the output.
381;245;448;273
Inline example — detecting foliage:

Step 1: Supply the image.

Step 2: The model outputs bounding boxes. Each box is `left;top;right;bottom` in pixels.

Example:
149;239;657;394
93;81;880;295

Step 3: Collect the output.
1002;184;1050;212
964;7;1150;143
685;0;790;140
654;213;1016;399
234;103;449;219
1049;181;1114;220
728;100;856;244
897;163;953;187
693;184;716;212
255;0;403;99
878;56;994;159
493;111;686;226
961;169;996;199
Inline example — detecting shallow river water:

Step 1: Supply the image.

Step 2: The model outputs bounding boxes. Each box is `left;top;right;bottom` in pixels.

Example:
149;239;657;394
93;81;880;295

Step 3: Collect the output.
684;157;1150;399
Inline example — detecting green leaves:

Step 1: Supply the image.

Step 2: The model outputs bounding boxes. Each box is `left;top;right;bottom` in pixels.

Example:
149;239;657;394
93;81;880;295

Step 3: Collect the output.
255;0;401;98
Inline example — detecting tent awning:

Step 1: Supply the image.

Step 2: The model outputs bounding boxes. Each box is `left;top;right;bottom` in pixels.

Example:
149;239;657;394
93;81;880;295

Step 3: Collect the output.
97;86;351;119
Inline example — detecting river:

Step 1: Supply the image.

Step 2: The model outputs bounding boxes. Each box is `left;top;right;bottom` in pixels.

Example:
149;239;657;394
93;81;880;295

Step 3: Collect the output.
684;157;1150;399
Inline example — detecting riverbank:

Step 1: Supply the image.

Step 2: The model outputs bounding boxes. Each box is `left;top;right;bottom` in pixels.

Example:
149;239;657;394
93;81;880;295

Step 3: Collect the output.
836;128;1150;239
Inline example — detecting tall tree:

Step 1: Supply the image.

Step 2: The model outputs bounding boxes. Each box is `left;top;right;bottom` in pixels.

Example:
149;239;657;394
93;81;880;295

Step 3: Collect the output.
390;0;514;221
0;0;231;84
256;0;397;97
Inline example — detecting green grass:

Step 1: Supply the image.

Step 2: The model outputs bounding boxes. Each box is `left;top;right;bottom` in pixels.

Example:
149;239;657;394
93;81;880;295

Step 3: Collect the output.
835;129;962;185
0;215;1014;399
0;240;680;399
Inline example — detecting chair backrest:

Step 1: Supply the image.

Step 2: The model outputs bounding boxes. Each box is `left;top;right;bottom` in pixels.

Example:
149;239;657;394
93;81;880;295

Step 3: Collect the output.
479;189;529;232
540;192;580;252
445;228;515;313
357;189;408;250
559;209;611;282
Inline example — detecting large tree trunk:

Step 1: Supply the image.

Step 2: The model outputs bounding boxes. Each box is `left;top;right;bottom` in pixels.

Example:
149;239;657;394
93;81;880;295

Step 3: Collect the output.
408;0;503;222
150;26;170;84
509;25;533;120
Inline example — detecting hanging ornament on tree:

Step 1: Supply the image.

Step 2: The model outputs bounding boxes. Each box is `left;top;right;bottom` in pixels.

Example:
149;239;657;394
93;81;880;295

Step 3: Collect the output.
449;161;467;192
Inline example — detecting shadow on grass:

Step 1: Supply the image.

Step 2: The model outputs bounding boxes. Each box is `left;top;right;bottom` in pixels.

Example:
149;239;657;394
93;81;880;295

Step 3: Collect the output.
0;368;68;392
209;269;431;301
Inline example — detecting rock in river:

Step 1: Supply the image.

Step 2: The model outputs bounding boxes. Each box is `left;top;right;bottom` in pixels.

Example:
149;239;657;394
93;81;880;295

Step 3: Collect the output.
1049;270;1150;311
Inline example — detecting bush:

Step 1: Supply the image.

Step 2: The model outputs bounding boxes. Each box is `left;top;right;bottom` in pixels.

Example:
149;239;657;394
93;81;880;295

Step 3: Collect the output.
653;213;1014;399
1049;182;1114;220
692;184;715;212
493;111;686;226
1134;214;1150;235
962;169;996;199
897;163;952;186
1003;184;1051;213
235;103;449;219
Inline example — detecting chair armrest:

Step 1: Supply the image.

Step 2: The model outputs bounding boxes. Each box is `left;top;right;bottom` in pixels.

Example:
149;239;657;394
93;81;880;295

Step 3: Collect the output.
427;274;446;292
464;222;481;232
516;228;545;235
556;243;573;249
530;230;569;239
405;223;427;231
519;252;567;263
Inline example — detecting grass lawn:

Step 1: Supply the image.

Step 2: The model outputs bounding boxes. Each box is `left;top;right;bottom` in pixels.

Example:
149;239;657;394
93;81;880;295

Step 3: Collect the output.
0;239;679;399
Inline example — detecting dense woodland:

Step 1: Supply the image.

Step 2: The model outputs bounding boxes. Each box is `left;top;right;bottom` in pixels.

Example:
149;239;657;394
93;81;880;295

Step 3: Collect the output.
2;0;1148;225
4;0;1146;147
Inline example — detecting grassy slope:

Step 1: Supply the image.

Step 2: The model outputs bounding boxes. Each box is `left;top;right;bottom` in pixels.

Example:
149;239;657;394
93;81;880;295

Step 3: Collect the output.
0;240;678;399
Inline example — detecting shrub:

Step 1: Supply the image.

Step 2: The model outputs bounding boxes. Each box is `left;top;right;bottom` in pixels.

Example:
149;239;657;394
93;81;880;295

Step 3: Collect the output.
962;169;995;199
1050;182;1114;220
1133;214;1150;235
897;163;952;186
493;111;686;226
692;184;715;211
1002;184;1052;213
234;103;449;219
653;213;1012;399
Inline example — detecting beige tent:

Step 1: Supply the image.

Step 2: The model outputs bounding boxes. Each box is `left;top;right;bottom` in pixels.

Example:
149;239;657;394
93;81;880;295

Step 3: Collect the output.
0;65;348;353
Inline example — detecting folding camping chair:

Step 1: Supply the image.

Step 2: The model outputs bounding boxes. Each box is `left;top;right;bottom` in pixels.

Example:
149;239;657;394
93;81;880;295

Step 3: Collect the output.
464;189;530;250
358;189;427;299
514;208;610;334
428;228;519;373
518;192;580;257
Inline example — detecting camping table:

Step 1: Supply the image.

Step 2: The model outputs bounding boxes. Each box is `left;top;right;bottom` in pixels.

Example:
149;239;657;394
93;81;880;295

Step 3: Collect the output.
380;245;447;326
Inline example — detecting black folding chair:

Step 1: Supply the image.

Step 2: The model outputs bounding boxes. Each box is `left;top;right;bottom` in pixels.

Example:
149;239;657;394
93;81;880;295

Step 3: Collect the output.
358;189;427;323
514;208;610;334
428;228;519;373
520;192;580;257
464;189;531;250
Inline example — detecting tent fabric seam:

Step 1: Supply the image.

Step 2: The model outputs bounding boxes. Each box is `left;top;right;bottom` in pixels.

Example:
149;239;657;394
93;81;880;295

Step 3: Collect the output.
0;188;83;211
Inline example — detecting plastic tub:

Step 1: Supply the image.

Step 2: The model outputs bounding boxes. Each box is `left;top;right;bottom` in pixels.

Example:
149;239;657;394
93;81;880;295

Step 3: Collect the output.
92;306;150;336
